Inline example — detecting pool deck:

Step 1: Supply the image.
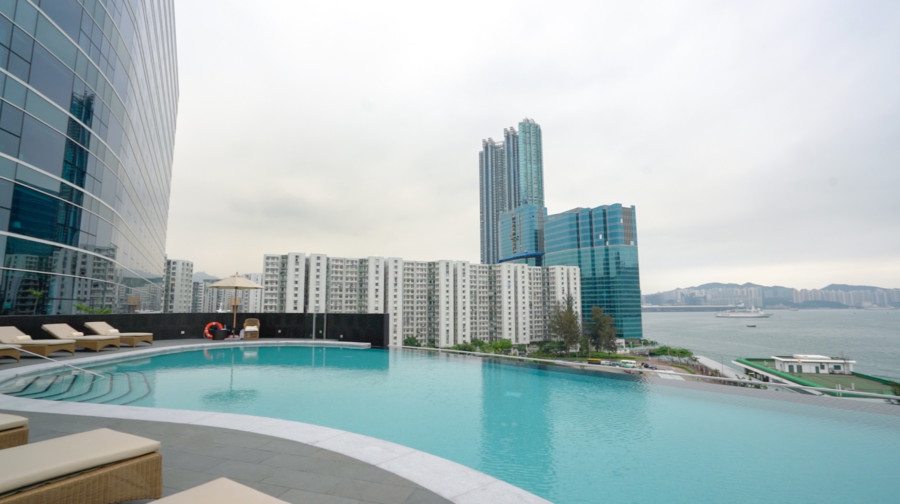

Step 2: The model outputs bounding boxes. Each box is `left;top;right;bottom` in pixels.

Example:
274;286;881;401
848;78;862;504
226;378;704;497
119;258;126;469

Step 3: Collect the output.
0;339;550;504
8;409;450;504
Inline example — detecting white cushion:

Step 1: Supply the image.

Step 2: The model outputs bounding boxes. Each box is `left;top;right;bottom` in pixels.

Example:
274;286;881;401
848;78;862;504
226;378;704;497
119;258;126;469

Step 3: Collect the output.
0;413;27;431
107;329;119;334
0;428;160;494
73;335;118;341
15;335;31;343
155;478;288;503
71;332;84;337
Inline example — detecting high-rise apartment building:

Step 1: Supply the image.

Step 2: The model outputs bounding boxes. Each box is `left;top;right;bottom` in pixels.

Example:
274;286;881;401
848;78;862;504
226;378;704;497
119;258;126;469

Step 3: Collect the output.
516;118;544;207
544;204;643;339
163;259;193;313
480;118;547;265
0;1;178;315
262;253;306;313
238;273;263;312
262;252;580;347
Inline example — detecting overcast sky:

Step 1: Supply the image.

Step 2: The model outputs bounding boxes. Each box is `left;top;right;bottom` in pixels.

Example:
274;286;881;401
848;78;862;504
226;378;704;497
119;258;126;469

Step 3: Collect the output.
165;0;900;293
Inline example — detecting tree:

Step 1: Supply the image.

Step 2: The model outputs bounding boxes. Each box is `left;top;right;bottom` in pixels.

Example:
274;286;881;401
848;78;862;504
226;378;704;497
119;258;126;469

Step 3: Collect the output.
490;338;512;354
589;307;618;353
402;336;420;347
74;303;112;315
549;295;581;355
25;289;45;315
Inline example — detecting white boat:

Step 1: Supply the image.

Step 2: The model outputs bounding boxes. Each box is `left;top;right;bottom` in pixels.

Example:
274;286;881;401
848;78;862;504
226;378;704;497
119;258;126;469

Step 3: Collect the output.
715;308;772;318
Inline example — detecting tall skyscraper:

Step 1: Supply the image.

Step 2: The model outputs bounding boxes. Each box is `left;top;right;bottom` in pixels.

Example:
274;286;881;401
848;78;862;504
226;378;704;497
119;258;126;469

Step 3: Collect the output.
543;204;643;339
516;118;544;207
479;118;546;265
0;1;178;315
479;139;506;264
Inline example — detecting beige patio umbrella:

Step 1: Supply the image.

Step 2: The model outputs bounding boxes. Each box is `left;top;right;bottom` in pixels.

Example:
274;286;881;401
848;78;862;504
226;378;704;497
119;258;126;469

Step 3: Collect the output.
208;273;263;331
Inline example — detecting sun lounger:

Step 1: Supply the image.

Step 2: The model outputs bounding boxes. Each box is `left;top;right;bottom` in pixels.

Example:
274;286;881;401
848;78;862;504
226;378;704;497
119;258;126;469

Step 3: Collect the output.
84;321;153;347
0;327;76;357
0;413;27;449
41;323;120;352
0;428;162;503
155;478;288;503
242;318;260;340
0;344;20;362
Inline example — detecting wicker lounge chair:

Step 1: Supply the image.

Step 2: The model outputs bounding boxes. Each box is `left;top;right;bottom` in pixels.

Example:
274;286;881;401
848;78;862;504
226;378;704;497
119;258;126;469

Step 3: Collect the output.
155;478;288;503
0;344;20;362
84;321;153;347
0;327;76;357
41;323;120;352
243;318;260;340
0;428;162;503
0;413;28;449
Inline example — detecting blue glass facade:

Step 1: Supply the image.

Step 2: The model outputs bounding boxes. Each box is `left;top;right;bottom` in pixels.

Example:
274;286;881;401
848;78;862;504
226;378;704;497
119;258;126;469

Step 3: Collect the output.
0;0;178;315
543;204;643;339
498;203;545;266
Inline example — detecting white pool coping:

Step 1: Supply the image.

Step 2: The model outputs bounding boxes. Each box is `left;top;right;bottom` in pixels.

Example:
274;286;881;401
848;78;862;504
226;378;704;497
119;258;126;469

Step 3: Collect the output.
0;340;550;504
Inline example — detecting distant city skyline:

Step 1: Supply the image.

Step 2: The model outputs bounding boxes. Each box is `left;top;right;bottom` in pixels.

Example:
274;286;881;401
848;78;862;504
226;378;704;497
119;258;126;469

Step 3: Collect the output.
166;1;900;294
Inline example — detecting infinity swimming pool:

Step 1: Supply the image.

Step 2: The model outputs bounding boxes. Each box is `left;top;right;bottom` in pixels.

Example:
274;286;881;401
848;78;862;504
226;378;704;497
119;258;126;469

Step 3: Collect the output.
2;345;898;503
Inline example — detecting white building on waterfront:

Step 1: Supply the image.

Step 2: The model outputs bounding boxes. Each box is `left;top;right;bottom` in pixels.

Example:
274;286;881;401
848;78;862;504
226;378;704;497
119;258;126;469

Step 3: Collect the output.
772;354;855;375
163;259;193;313
261;252;580;347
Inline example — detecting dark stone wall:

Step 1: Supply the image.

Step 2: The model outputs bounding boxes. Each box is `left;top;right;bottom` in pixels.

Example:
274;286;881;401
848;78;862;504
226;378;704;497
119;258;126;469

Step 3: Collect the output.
0;312;388;347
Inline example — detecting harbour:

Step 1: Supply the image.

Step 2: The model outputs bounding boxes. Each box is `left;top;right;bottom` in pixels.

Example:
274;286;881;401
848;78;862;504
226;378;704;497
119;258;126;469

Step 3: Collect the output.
643;309;900;381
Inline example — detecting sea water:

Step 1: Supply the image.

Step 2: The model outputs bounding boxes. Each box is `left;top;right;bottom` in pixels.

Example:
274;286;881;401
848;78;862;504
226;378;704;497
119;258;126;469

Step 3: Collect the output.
644;309;900;380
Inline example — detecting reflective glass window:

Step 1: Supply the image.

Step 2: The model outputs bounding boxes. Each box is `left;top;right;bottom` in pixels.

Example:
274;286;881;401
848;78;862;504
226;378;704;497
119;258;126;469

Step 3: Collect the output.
36;0;81;40
27;44;72;107
0;99;22;134
18;115;64;176
9;26;31;60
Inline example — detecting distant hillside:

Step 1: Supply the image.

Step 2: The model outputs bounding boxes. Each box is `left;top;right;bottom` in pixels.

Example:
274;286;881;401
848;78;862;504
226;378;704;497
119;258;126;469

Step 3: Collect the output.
643;281;899;309
822;284;884;292
655;282;895;294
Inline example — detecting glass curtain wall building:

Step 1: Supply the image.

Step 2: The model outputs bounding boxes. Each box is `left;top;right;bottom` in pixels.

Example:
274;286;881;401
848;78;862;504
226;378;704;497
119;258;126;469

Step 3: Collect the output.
543;204;643;339
498;203;545;266
0;0;178;315
479;118;546;265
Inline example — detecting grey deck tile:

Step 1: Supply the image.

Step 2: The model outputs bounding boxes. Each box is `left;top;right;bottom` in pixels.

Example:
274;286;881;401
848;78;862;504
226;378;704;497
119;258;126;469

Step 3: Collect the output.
227;477;293;498
164;449;230;472
278;488;369;504
177;440;278;463
160;466;217;491
261;453;415;488
404;488;454;504
209;459;280;482
262;467;345;493
330;478;416;504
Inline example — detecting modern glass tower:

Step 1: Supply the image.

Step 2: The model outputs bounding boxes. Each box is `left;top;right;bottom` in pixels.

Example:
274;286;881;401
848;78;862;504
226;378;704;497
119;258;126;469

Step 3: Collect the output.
543;204;643;339
479;138;506;264
0;0;178;315
480;118;545;265
498;204;545;266
516;118;543;207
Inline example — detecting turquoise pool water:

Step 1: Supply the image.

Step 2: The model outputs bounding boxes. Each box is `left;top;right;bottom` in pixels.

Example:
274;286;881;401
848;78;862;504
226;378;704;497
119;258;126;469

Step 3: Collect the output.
4;346;899;503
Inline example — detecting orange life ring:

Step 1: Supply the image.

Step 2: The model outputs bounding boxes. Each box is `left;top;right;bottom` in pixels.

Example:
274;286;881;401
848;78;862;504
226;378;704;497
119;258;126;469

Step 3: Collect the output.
204;321;224;339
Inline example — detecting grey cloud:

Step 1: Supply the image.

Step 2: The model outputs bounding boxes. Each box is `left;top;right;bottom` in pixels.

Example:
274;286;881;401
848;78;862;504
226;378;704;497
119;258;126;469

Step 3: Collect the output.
165;0;900;291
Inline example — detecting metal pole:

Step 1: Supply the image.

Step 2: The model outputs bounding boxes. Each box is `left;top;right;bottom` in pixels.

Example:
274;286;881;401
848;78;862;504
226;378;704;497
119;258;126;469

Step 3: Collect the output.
8;348;106;379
